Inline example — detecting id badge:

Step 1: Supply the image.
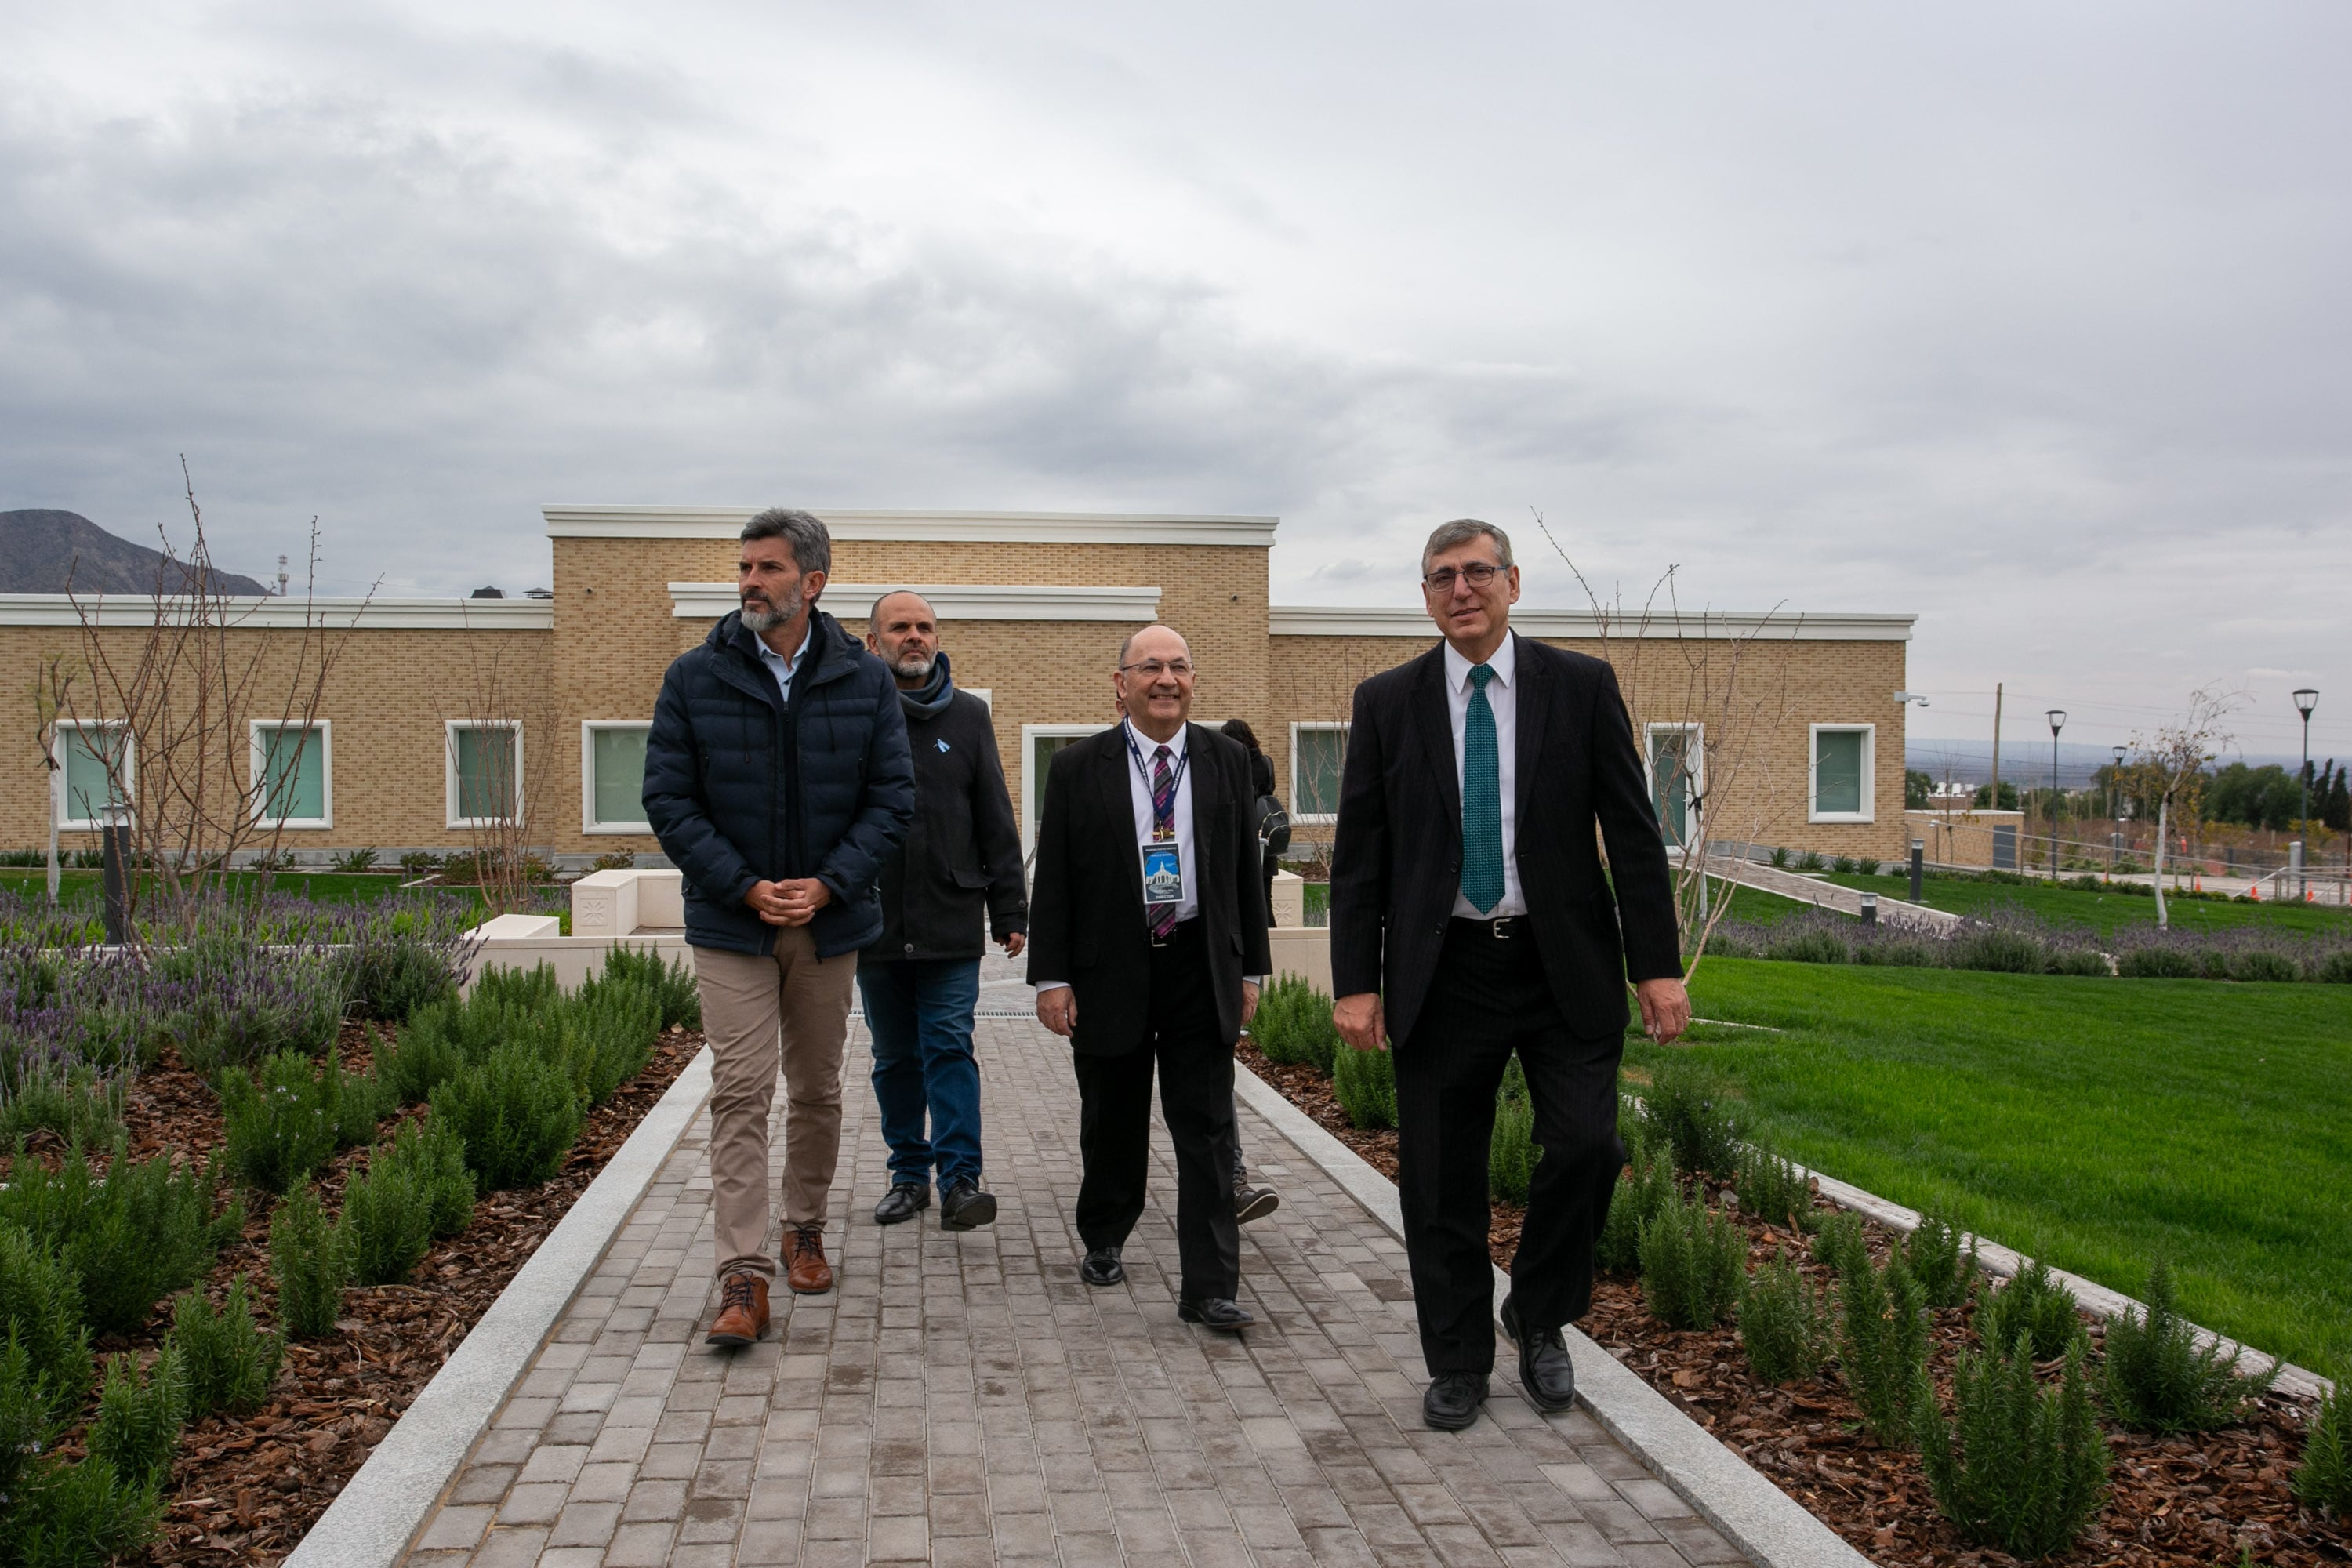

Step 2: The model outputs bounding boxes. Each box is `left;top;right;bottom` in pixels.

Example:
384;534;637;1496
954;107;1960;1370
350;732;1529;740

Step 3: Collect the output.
1142;845;1184;906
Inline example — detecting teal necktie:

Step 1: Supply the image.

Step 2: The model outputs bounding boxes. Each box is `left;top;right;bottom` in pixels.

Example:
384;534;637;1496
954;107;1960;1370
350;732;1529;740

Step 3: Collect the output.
1461;664;1504;913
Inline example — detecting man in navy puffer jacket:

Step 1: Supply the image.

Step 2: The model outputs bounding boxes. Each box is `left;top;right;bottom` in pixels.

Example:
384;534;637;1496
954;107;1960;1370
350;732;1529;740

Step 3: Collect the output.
643;507;914;1346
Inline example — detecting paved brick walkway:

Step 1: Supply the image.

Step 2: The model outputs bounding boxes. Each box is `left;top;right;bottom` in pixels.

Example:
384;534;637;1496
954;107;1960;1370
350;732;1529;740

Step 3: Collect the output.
401;969;1744;1567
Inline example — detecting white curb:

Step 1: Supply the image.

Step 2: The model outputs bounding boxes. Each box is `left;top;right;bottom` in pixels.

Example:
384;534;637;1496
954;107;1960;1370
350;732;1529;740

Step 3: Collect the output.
284;1047;715;1568
1232;1063;1875;1568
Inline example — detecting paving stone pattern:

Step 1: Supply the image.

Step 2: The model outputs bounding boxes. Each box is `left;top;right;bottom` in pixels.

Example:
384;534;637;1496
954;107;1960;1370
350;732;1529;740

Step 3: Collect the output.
402;963;1744;1567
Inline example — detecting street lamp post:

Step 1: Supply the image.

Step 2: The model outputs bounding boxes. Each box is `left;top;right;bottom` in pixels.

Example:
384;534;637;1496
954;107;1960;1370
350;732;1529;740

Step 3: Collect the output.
2295;688;2318;898
2111;744;2126;876
2045;710;2066;879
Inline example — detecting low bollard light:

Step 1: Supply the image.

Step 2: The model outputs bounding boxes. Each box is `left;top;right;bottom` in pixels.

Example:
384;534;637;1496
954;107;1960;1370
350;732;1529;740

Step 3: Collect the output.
1860;891;1878;930
1908;838;1924;903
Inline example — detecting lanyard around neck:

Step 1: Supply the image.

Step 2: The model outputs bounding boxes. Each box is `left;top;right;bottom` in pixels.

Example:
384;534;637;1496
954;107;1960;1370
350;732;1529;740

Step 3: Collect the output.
1124;724;1190;840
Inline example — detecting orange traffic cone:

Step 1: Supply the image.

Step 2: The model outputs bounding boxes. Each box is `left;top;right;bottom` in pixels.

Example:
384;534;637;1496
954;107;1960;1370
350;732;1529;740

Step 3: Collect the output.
2249;884;2262;902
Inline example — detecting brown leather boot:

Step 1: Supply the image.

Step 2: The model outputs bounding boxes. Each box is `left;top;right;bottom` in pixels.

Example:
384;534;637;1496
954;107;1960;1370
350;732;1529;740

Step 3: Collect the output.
784;1224;834;1294
704;1272;769;1347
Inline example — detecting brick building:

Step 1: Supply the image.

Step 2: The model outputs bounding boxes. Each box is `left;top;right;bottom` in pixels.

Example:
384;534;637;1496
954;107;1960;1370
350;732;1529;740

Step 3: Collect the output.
2;506;1915;867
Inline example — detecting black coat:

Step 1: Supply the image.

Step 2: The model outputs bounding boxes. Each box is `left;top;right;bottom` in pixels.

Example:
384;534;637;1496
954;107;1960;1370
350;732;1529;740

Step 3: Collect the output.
1026;722;1274;1057
864;686;1027;962
1328;634;1682;1046
641;609;916;959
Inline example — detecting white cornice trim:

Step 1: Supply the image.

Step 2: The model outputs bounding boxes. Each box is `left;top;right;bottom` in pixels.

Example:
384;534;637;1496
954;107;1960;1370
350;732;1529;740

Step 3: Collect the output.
1267;605;1917;641
548;506;1278;548
668;583;1163;622
0;594;554;631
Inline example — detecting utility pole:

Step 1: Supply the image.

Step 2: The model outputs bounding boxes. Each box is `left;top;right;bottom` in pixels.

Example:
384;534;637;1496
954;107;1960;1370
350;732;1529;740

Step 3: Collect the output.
1988;683;2002;814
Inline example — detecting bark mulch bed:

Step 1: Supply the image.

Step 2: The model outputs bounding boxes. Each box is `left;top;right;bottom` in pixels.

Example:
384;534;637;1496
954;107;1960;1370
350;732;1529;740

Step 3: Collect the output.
16;1021;701;1568
1236;1040;2349;1568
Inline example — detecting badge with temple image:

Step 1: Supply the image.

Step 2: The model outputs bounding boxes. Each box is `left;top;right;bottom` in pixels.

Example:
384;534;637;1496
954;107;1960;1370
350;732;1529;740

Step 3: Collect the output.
1142;845;1183;905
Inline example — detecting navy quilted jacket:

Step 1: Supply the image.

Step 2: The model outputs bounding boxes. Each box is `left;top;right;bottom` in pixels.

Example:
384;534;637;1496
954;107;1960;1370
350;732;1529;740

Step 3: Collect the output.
642;608;915;958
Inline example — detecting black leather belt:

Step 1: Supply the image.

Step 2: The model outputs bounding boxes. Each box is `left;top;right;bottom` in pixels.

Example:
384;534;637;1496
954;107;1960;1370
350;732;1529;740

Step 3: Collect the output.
1450;915;1530;940
1148;916;1200;949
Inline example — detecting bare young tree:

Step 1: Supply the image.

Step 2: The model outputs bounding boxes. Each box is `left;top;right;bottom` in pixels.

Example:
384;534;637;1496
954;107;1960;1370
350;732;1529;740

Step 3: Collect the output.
57;460;367;935
1534;514;1800;975
2127;684;2244;930
435;608;555;916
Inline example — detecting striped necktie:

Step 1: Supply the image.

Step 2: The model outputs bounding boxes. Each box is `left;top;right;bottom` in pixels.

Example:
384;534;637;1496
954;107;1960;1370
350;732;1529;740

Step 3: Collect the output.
1149;745;1181;938
1461;664;1504;913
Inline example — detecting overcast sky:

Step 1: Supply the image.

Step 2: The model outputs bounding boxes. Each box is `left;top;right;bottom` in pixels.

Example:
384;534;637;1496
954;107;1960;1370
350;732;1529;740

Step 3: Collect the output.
4;2;2347;760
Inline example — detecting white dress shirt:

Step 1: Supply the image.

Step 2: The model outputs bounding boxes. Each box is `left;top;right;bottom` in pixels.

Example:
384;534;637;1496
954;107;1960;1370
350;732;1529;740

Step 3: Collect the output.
752;619;815;703
1122;718;1199;925
1445;630;1527;919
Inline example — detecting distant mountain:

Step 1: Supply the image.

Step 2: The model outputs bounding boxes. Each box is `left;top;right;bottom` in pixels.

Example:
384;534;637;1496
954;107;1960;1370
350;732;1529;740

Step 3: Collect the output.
0;509;273;597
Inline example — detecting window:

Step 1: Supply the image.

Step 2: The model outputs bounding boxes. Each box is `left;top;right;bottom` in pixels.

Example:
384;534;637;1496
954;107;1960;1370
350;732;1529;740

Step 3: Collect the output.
54;721;132;830
1646;724;1702;847
447;720;523;829
1019;724;1105;857
1290;724;1348;822
250;721;332;829
583;722;652;833
1809;724;1875;822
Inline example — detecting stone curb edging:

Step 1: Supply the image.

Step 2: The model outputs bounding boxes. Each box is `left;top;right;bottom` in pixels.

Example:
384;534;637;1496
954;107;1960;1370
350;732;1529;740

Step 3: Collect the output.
1794;1163;2334;1402
282;1047;716;1568
1232;1065;1875;1568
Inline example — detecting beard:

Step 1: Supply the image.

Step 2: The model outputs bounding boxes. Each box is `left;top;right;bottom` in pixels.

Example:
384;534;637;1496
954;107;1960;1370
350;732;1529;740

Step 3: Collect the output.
884;649;935;682
739;581;807;633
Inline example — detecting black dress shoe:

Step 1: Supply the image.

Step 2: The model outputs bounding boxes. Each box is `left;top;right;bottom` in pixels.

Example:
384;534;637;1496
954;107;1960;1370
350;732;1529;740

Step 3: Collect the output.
872;1183;929;1225
939;1177;997;1231
1080;1247;1123;1287
1422;1371;1489;1431
1232;1182;1279;1225
1500;1293;1577;1413
1177;1297;1254;1331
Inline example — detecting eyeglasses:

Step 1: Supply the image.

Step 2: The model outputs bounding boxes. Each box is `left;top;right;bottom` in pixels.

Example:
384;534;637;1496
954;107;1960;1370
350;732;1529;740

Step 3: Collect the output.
1422;562;1504;593
1119;659;1196;680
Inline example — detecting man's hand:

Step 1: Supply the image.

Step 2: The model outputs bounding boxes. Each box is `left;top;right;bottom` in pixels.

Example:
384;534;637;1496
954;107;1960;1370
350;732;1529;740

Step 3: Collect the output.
1241;979;1260;1026
1036;986;1076;1037
1333;991;1386;1052
743;880;794;925
773;877;833;927
1001;931;1027;958
1635;977;1692;1044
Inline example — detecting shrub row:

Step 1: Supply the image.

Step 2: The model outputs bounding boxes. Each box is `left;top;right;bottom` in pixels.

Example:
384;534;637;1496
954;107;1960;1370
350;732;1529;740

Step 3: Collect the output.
1708;904;2352;982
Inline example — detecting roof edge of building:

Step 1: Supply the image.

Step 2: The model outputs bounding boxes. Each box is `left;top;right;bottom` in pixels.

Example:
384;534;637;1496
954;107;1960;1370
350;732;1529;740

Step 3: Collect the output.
1268;605;1917;641
546;506;1280;547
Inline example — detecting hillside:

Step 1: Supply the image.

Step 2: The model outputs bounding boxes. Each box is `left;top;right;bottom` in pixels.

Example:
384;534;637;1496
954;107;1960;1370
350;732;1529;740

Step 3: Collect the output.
0;509;272;596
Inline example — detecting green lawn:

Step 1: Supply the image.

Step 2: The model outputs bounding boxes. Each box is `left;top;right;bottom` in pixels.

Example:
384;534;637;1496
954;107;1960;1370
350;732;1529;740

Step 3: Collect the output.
1813;869;2349;938
1628;958;2352;1381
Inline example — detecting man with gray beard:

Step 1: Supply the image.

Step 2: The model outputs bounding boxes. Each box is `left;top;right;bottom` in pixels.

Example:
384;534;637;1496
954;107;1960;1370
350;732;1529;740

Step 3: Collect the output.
643;508;914;1348
858;590;1027;1231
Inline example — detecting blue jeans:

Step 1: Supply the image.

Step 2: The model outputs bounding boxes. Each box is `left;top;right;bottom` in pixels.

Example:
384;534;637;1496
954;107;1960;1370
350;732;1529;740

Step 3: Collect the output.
858;958;984;1190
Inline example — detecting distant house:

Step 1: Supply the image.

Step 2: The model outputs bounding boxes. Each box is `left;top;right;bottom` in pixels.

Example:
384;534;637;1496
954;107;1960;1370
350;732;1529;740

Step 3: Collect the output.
0;506;1917;867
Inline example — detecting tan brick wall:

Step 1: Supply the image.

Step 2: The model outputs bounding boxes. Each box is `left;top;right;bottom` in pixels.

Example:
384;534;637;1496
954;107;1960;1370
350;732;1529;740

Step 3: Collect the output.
1269;628;1911;862
0;622;554;856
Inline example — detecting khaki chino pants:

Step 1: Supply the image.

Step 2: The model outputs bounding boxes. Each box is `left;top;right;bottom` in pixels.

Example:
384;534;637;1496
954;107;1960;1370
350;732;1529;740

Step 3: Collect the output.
695;928;858;1280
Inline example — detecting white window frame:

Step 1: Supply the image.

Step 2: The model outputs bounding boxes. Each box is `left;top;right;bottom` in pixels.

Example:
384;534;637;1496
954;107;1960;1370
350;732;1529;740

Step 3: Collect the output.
581;720;654;834
53;720;135;831
1808;722;1876;823
446;719;524;830
1288;722;1348;825
1020;724;1103;858
248;720;333;829
1644;722;1704;844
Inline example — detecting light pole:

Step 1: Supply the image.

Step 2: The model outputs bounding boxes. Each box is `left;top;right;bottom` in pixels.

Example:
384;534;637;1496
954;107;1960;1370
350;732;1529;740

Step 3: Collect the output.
2111;744;2126;875
2295;688;2318;898
2045;710;2066;878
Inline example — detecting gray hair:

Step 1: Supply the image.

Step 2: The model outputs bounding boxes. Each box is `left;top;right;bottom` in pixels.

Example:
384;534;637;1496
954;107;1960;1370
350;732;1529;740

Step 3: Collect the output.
1421;518;1514;575
867;589;935;626
742;507;832;577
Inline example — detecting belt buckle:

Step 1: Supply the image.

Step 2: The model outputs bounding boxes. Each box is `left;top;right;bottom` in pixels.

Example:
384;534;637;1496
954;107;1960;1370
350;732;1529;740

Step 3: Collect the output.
1490;917;1512;939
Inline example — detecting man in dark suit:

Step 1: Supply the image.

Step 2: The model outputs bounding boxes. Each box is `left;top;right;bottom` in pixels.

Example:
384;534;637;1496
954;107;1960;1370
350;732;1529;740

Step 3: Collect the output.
1028;623;1273;1331
1329;519;1690;1429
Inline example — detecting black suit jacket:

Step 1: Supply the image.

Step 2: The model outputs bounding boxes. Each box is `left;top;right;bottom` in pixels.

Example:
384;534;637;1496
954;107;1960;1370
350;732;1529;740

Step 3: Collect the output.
1026;722;1276;1057
1328;634;1682;1047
